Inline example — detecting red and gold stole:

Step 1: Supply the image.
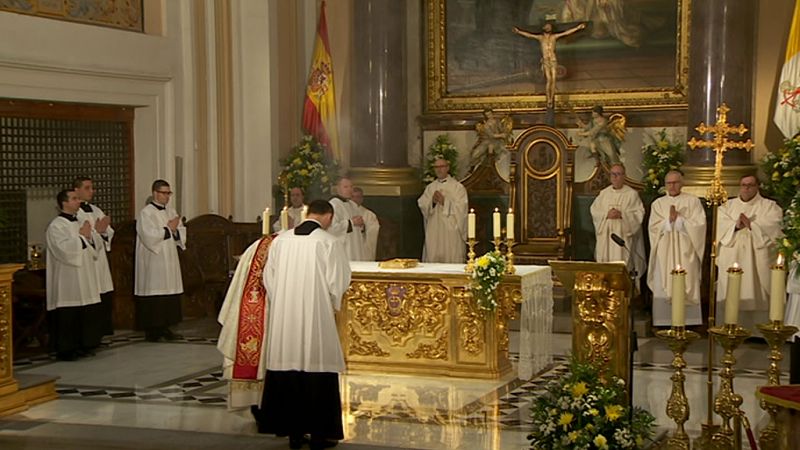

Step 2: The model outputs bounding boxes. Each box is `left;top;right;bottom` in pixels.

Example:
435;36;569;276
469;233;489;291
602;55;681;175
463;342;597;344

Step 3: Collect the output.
232;236;272;379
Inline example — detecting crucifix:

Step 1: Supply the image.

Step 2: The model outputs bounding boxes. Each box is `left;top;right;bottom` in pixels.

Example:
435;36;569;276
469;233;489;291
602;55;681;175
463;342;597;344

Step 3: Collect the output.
687;102;754;450
687;103;754;205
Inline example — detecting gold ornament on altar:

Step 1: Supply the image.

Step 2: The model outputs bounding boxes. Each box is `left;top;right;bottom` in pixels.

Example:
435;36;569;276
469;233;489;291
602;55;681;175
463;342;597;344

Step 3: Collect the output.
378;258;419;269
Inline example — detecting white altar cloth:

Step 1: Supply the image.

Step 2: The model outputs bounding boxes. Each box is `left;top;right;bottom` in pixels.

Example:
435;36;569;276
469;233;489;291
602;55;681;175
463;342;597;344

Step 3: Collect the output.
349;262;554;379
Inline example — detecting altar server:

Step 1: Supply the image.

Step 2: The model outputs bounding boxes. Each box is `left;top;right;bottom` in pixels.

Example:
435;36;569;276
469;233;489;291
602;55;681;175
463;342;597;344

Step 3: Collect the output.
328;176;365;260
352;186;380;261
418;157;468;263
716;175;783;329
260;200;351;450
74;176;115;335
589;164;645;281
46;189;104;360
647;171;707;326
134;179;186;342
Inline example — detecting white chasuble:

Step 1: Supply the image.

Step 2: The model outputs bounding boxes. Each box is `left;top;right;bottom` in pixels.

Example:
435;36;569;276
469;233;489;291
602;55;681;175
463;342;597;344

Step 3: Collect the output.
263;225;351;373
134;203;186;296
356;204;380;261
329;197;365;261
716;194;783;320
417;175;468;263
218;236;272;409
77;203;114;294
590;184;646;279
45;215;102;311
647;193;707;326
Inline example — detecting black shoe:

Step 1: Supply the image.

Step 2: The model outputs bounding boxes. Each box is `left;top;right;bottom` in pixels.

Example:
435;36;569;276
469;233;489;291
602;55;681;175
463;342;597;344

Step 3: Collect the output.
56;351;78;361
77;348;97;357
289;435;309;449
162;329;183;341
309;438;338;450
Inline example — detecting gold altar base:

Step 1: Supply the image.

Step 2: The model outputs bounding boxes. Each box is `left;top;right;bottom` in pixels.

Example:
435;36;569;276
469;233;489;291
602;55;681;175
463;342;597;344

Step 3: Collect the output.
338;272;521;379
756;320;799;449
657;327;700;450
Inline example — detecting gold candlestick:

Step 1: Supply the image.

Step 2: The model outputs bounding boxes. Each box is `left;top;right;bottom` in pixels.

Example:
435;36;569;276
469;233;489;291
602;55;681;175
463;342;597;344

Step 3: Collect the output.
657;327;700;450
465;238;477;273
756;320;798;449
505;238;516;274
708;324;750;450
492;237;503;254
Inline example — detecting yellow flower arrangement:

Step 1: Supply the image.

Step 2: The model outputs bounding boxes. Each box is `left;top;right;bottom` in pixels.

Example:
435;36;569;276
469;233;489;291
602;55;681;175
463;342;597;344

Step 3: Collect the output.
277;135;339;201
471;251;506;312
641;129;685;199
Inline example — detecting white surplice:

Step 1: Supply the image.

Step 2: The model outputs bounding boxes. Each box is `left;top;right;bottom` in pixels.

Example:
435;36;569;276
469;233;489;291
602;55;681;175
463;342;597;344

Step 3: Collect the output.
217;237;270;409
647;192;707;326
45;214;102;311
329;197;365;261
418;175;468;263
263;223;351;373
716;193;783;327
356;204;380;261
590;184;645;280
77;203;114;294
134;202;186;296
271;205;304;233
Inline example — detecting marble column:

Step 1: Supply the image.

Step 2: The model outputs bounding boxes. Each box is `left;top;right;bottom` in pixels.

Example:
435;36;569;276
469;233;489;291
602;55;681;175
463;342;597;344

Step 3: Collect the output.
686;0;756;167
349;0;421;259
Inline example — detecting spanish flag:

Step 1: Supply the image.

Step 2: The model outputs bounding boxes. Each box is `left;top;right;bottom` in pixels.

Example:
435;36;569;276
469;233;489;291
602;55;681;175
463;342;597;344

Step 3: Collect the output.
775;0;800;139
302;0;340;161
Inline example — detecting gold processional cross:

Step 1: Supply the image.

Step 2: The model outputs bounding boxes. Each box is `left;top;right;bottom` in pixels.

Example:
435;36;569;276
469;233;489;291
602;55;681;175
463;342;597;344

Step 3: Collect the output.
687;103;754;205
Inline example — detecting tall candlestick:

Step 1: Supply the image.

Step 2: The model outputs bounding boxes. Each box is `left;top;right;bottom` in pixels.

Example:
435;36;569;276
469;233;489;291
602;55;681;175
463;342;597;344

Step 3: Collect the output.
725;263;743;325
467;208;476;239
769;254;786;322
493;207;501;238
280;207;289;231
262;207;270;235
671;265;686;327
506;208;514;240
301;205;308;223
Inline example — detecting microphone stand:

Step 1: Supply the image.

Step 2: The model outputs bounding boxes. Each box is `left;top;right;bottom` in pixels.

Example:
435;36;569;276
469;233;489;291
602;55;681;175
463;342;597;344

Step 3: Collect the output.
612;234;638;419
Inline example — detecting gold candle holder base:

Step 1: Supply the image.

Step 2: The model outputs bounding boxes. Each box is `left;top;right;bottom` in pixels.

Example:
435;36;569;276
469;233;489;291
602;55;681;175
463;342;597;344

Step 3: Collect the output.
465;238;477;273
492;237;502;254
657;327;700;450
756;320;798;450
707;324;750;450
505;238;516;274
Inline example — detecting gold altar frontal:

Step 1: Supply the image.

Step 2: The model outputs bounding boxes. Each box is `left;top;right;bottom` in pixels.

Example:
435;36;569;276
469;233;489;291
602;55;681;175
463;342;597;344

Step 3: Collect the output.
337;262;531;379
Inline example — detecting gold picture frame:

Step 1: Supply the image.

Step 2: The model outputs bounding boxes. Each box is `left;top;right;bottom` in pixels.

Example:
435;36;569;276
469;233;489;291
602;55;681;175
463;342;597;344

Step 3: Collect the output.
425;0;690;113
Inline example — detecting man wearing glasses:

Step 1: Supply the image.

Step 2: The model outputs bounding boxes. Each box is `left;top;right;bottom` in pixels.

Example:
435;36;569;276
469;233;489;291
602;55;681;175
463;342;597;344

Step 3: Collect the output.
417;157;468;263
716;174;783;330
134;179;186;342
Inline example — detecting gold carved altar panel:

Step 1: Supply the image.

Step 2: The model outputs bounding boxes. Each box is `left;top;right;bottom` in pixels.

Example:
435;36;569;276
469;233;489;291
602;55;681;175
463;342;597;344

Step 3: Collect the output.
338;272;522;379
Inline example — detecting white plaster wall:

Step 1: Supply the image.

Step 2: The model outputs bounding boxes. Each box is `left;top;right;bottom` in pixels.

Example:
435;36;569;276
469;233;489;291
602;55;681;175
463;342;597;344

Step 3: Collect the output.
0;2;196;217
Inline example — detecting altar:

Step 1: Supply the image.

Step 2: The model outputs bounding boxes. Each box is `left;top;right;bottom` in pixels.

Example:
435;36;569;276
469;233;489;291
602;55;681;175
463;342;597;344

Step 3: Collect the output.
338;262;553;380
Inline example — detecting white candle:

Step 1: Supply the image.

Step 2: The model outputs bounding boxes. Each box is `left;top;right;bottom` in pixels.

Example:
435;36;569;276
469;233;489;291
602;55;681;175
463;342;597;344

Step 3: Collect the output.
301;205;308;223
262;207;270;235
467;208;476;239
493;207;501;238
724;263;742;325
671;265;686;327
506;208;514;240
280;207;289;231
769;254;786;322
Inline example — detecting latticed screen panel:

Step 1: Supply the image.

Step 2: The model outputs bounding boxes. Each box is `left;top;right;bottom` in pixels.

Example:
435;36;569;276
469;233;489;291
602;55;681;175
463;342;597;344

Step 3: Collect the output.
0;101;134;263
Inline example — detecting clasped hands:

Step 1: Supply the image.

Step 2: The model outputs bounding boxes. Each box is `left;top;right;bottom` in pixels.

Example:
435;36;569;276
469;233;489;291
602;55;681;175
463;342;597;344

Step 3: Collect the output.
432;190;445;206
735;213;751;231
607;208;622;220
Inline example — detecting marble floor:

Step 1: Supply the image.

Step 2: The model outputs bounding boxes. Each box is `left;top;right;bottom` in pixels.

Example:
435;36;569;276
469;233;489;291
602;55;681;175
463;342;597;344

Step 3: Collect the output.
0;318;793;449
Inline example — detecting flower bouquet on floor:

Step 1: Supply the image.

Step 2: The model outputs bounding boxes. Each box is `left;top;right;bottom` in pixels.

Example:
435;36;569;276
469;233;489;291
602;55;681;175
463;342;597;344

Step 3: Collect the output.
471;251;506;312
528;356;655;450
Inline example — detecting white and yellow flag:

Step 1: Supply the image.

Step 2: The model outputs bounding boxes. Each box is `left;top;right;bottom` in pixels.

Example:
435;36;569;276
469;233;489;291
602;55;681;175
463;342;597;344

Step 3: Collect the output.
775;0;800;139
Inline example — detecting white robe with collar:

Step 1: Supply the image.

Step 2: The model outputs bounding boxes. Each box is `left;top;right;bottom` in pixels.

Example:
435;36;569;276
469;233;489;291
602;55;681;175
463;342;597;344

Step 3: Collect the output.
647;192;707;326
134;203;187;296
77;203;114;294
418;175;468;263
590;184;645;280
45;215;102;311
263;224;351;373
329;197;365;261
355;204;380;261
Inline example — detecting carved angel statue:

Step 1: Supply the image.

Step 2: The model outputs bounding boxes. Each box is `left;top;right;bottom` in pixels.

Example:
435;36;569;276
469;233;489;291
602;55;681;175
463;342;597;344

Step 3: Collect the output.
576;105;626;166
469;109;514;171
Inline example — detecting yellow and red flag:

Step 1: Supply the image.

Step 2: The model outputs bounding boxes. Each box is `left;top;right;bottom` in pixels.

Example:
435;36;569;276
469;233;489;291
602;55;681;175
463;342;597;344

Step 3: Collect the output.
775;0;800;139
302;0;340;160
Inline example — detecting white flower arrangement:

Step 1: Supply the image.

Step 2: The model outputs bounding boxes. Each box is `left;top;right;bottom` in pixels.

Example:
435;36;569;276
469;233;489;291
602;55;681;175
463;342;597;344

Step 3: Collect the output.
471;251;506;312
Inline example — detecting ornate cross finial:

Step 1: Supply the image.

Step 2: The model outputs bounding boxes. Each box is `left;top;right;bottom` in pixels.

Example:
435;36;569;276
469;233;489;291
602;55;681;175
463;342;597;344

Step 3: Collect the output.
687;103;754;205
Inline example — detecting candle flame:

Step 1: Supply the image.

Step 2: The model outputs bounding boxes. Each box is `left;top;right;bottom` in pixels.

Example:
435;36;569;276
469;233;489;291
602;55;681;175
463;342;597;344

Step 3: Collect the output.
282;206;288;211
494;207;499;212
732;262;740;269
777;253;784;266
469;208;474;213
674;264;683;271
508;208;513;214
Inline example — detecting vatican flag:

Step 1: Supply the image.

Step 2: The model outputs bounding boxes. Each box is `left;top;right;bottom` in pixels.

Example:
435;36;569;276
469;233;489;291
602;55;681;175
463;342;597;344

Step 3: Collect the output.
302;0;340;161
775;0;800;139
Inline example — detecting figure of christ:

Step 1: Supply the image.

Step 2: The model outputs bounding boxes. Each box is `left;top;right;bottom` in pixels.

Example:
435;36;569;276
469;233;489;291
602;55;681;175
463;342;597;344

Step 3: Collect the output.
513;22;586;109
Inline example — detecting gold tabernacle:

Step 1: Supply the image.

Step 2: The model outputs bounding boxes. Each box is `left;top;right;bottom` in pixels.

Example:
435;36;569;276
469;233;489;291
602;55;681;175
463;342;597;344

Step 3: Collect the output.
377;259;419;269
